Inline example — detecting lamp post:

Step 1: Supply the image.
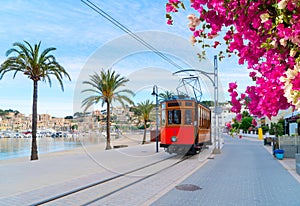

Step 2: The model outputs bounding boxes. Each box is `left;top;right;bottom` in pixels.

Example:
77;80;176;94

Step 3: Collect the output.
151;85;159;153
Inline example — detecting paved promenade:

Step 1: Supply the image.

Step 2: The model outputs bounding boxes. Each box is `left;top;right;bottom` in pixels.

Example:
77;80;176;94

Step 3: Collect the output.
0;133;164;205
152;135;300;206
1;133;299;205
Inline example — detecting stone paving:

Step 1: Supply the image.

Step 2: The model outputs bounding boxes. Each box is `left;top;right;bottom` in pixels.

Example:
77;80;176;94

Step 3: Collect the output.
152;135;300;206
1;133;300;206
0;133;166;206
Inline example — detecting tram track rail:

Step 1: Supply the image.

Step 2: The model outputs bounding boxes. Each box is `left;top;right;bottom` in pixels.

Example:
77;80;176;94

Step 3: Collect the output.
81;154;193;205
30;154;192;205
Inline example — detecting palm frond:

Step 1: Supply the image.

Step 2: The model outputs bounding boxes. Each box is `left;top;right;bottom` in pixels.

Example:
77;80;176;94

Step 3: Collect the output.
81;95;102;112
135;99;155;123
81;69;133;112
1;41;70;89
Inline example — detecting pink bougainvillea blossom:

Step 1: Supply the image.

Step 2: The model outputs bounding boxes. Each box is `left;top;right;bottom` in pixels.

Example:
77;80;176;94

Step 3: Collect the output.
228;82;237;93
240;93;246;100
166;0;300;118
226;122;232;130
280;64;300;111
252;119;257;127
213;41;220;48
167;19;173;25
236;113;242;122
166;3;177;13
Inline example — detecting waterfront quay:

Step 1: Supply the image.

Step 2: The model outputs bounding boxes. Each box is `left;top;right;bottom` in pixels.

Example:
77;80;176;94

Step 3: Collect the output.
0;134;299;205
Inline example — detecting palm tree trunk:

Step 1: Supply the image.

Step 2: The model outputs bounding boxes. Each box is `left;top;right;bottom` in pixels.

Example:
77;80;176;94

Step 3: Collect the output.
106;101;112;150
31;80;38;160
142;121;147;144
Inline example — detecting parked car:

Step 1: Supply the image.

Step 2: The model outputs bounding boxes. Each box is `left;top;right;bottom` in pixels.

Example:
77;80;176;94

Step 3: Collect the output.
23;131;32;138
3;132;13;138
14;133;23;138
56;132;63;137
51;132;63;138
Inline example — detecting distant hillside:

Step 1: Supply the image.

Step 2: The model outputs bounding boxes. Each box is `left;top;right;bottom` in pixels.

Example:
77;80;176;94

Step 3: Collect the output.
0;109;19;116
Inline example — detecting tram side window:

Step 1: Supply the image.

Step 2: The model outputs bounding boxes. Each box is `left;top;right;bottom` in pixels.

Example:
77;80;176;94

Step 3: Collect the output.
185;109;192;125
200;108;203;127
168;110;181;124
203;110;206;127
161;110;166;126
198;107;201;126
204;110;206;126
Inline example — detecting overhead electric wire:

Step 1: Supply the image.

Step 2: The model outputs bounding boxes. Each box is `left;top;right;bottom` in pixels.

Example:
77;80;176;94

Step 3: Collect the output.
81;0;186;72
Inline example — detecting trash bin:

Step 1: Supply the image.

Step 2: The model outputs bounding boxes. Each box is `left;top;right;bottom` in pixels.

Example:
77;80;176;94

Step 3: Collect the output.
274;149;284;160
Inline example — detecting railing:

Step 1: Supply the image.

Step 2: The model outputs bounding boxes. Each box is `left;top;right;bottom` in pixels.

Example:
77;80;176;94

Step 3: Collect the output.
278;135;300;145
278;136;300;158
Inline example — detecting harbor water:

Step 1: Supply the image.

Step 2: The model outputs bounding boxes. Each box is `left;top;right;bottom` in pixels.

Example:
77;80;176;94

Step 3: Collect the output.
0;135;106;160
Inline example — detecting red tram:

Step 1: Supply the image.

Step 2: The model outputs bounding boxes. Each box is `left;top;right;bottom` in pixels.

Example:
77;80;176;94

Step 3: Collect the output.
160;97;211;154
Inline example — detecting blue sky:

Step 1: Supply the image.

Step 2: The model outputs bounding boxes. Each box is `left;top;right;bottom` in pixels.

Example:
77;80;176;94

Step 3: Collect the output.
0;0;252;117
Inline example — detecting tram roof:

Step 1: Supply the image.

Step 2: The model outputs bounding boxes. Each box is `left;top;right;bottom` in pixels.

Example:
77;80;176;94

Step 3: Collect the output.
160;95;196;103
160;95;211;110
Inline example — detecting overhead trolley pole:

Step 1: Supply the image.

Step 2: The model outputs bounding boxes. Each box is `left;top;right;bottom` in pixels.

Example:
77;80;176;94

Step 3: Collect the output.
173;55;221;154
213;56;221;153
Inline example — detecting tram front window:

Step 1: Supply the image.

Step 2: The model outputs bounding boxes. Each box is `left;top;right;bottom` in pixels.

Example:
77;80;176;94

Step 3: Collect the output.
185;109;192;125
168;110;181;124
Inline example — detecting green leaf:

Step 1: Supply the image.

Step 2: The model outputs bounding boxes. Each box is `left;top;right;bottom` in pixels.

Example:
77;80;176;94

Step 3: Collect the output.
173;3;179;9
181;2;185;10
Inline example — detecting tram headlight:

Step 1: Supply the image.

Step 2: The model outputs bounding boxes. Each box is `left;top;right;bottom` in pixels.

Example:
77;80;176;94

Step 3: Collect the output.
171;136;177;142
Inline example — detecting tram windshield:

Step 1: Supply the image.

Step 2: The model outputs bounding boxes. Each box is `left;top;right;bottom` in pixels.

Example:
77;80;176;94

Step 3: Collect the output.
168;110;181;124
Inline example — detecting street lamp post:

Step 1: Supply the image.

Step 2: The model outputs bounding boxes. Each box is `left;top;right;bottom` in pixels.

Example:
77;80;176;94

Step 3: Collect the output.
151;85;159;153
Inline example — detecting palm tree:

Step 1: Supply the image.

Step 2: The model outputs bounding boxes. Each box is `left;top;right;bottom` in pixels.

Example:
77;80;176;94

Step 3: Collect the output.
82;69;134;150
159;90;175;101
0;41;71;160
134;100;155;144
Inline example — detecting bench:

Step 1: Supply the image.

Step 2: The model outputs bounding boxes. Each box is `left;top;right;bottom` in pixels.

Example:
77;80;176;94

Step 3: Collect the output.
264;137;274;146
113;145;128;149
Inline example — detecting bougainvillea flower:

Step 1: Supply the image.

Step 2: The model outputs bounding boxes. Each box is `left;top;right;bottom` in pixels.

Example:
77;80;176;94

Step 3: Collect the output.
165;0;300;118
